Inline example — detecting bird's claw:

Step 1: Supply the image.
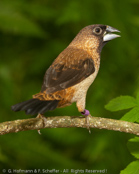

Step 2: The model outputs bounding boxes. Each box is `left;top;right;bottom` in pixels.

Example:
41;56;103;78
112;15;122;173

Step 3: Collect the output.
36;114;47;135
81;109;91;133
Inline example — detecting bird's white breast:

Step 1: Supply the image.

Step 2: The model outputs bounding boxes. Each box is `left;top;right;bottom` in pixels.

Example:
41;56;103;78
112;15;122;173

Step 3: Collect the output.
71;68;99;103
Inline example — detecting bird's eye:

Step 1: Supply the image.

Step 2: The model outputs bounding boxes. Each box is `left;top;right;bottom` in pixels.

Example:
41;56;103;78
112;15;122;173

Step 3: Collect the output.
93;27;102;35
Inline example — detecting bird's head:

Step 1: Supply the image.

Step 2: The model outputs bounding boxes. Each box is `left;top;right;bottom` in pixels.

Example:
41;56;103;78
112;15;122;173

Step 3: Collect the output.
71;24;120;52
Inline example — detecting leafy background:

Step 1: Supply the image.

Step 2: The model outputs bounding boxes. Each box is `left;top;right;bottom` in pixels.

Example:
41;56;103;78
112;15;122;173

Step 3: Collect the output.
0;0;139;173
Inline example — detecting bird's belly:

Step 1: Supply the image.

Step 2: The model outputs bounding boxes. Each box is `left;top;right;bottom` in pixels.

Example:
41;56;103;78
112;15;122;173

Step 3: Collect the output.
71;70;98;102
57;69;99;108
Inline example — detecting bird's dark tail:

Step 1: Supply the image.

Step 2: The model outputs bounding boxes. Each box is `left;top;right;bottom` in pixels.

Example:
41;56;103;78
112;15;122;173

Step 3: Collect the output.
11;99;59;115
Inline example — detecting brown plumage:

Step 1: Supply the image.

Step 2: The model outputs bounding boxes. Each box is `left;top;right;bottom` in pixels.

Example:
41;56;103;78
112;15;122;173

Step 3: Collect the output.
11;24;120;116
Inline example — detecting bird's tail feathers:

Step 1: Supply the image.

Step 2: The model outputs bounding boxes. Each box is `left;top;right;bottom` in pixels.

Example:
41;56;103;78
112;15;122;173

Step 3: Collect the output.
11;99;59;115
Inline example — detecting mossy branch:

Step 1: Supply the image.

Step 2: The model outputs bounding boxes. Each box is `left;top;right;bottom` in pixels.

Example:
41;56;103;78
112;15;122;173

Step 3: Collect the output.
0;115;139;135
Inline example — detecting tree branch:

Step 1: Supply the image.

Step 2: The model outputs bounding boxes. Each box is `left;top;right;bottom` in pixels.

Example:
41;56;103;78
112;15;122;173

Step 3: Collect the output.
0;115;139;135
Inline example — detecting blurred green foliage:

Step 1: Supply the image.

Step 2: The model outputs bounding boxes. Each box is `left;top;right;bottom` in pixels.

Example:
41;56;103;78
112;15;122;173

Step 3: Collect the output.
120;137;139;174
105;93;139;173
0;0;139;173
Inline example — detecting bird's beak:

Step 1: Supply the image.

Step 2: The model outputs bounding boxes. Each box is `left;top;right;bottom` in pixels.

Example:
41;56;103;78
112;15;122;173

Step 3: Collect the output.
103;26;121;42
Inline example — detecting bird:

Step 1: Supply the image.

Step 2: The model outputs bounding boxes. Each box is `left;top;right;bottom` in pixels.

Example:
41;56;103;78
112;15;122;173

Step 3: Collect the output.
11;24;120;120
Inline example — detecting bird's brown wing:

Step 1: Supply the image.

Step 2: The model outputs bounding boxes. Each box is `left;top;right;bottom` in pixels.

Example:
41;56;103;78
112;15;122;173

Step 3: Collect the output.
41;47;95;94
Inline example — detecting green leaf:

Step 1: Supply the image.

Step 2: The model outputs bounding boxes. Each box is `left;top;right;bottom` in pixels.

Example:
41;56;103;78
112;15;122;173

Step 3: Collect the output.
136;91;139;105
120;107;139;122
137;118;139;123
120;160;139;174
127;137;139;159
105;96;137;112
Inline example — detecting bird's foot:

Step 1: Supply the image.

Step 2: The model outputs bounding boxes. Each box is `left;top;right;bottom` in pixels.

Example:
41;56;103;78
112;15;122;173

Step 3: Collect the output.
36;114;47;135
81;109;91;134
